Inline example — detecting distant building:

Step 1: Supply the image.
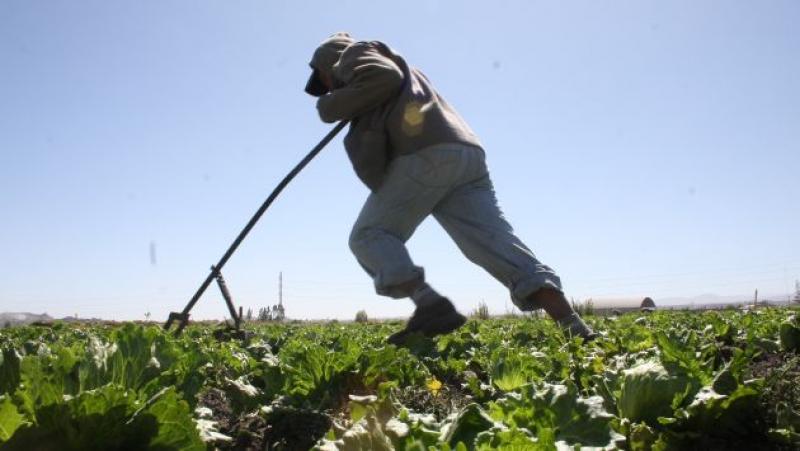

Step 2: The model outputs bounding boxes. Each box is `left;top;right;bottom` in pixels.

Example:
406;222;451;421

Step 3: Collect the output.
584;297;657;315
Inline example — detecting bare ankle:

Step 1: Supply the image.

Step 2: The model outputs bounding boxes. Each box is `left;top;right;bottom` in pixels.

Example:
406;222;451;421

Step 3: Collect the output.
529;287;574;321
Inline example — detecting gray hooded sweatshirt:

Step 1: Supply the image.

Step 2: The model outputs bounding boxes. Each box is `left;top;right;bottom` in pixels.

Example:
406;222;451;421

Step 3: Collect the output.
309;33;482;191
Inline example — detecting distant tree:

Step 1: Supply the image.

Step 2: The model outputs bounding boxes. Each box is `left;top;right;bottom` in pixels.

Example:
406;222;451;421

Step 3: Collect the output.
258;307;269;321
640;297;655;311
3;321;10;329
144;312;151;321
355;310;369;323
793;280;800;304
573;298;595;317
246;308;253;321
585;298;596;316
471;301;490;320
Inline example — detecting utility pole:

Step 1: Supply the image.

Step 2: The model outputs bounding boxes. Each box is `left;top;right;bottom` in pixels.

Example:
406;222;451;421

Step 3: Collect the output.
276;271;285;321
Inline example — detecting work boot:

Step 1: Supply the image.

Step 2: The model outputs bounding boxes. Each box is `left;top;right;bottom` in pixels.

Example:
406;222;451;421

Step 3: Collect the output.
387;297;467;345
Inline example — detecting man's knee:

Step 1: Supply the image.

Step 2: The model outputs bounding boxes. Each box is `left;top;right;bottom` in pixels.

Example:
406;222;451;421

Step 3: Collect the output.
348;225;372;258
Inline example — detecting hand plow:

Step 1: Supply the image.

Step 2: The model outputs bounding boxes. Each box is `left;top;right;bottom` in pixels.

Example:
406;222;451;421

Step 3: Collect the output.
164;121;347;336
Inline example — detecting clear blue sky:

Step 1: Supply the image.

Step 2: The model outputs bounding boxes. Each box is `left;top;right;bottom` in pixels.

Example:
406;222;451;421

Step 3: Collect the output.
1;1;798;321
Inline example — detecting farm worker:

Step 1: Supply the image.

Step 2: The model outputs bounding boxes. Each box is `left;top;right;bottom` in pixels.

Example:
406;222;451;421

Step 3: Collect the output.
305;33;596;344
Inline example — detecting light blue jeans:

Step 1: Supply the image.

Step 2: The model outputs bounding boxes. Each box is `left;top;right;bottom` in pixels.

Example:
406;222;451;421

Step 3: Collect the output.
348;143;562;310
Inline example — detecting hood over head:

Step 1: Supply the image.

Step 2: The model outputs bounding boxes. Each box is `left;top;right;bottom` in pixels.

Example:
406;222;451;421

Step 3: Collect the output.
305;32;356;96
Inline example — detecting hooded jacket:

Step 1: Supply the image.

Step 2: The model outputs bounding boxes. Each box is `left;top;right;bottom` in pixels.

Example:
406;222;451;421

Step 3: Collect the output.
310;36;482;191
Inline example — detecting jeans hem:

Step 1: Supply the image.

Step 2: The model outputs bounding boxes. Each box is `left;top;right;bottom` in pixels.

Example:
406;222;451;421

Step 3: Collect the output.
510;274;563;311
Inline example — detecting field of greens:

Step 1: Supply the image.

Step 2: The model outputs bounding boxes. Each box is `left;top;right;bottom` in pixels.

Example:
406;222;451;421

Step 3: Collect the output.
1;308;799;450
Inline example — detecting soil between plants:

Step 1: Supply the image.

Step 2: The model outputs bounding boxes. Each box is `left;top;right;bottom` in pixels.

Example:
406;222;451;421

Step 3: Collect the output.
198;388;331;451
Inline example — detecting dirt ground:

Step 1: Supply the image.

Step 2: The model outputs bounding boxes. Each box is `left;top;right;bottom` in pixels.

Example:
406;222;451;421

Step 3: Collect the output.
198;388;331;451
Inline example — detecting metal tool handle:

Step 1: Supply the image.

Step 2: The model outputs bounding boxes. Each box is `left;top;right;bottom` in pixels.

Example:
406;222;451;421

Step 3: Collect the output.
164;121;348;333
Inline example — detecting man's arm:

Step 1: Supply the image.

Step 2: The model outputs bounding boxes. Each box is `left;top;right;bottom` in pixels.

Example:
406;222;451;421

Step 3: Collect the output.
316;42;404;123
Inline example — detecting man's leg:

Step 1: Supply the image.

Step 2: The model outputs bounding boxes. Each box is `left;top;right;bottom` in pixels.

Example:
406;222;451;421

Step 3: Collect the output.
349;155;447;298
348;148;468;342
431;149;595;339
527;287;595;338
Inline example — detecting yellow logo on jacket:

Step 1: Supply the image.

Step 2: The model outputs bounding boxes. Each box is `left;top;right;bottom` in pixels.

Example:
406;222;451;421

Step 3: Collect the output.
402;101;425;137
